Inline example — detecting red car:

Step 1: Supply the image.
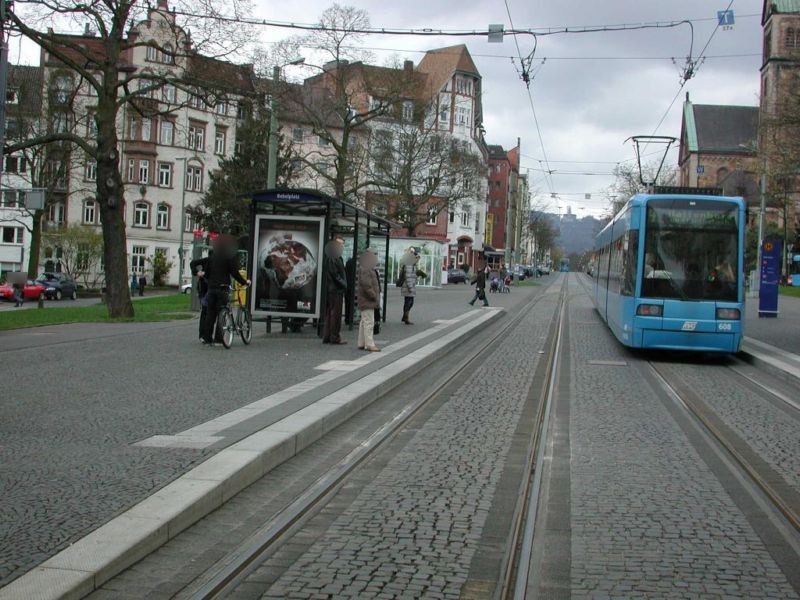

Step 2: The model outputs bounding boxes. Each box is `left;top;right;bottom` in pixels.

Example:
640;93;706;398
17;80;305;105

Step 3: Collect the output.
0;280;47;301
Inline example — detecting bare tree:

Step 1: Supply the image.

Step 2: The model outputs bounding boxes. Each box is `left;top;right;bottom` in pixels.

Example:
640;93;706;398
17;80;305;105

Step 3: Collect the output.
367;107;486;235
6;0;254;317
42;223;104;288
270;4;418;205
607;161;676;216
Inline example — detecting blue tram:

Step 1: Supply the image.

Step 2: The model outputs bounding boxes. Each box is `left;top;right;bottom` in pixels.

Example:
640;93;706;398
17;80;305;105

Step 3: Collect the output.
592;192;746;353
559;257;570;272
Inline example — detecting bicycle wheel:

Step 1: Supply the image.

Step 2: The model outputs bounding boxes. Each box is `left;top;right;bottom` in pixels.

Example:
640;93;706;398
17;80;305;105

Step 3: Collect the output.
219;308;235;349
238;307;253;345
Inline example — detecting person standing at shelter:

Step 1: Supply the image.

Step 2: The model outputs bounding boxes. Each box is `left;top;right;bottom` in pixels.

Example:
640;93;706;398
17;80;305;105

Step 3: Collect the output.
195;235;250;346
357;248;381;352
138;273;147;296
322;236;348;345
400;248;418;324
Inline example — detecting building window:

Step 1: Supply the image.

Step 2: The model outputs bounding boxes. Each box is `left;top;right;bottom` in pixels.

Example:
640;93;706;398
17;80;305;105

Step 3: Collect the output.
215;100;227;115
158;162;172;187
161;44;174;64
369;96;382;112
156;204;169;229
186;166;203;192
1;226;24;244
188;125;205;151
292;127;304;142
139;159;150;184
402;101;414;121
4;154;25;173
131;245;147;273
461;208;471;227
237;103;249;120
1;190;18;207
439;102;449;123
716;167;729;185
189;92;204;109
159;120;174;145
162;84;176;104
214;130;226;155
184;209;195;232
85;161;97;181
449;210;455;224
234;140;244;155
318;135;329;146
83;200;97;224
6;89;18;104
134;202;149;227
426;206;438;225
127;158;135;182
146;45;158;62
141;117;152;142
786;27;799;49
49;202;65;225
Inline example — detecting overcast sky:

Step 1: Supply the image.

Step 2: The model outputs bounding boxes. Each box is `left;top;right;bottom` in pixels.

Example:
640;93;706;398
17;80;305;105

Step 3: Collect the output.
11;0;763;217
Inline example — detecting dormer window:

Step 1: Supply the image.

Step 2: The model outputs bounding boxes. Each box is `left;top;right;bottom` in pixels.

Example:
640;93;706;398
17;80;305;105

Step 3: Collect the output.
146;45;159;62
162;44;175;64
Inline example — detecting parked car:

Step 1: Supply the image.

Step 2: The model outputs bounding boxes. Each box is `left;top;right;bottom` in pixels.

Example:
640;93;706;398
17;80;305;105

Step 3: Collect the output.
0;280;47;301
537;264;551;276
36;272;78;300
512;265;527;280
446;268;469;284
181;283;193;294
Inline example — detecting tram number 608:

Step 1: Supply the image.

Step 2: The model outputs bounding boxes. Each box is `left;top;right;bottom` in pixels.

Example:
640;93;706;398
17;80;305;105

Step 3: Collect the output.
718;322;733;332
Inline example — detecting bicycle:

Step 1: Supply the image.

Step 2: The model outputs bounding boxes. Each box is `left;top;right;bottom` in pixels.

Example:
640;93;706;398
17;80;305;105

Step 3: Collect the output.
217;284;252;349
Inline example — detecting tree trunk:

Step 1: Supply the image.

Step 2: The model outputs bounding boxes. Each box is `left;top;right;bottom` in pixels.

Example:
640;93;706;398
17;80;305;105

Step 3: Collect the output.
96;57;133;318
26;209;43;278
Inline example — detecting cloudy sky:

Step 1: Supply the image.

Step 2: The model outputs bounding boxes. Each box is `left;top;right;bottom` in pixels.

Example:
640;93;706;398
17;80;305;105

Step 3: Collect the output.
11;0;763;216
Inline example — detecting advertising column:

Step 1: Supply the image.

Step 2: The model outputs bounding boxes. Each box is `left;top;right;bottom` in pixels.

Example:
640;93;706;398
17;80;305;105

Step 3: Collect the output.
758;239;782;318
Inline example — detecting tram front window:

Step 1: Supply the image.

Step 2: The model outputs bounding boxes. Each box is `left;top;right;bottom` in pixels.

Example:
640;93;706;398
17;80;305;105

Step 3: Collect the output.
642;199;739;302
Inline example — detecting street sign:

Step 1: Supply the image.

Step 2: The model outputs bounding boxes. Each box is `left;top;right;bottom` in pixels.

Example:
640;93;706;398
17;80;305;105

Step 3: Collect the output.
718;10;735;28
758;239;781;317
488;24;504;43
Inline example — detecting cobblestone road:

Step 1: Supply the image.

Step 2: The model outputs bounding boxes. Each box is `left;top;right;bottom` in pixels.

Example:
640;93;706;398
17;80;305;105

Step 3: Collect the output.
566;277;798;599
242;283;562;599
0;283;538;588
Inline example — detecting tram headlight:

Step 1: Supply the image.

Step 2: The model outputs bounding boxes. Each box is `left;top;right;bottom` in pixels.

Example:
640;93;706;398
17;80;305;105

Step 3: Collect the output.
636;304;663;317
716;308;741;320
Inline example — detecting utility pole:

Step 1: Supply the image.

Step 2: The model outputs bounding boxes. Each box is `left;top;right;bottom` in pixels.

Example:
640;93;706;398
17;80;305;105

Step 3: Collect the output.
0;0;10;184
266;65;279;189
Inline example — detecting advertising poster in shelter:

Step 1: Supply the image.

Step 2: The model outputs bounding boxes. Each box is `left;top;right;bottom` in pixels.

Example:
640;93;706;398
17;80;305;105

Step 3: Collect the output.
251;215;324;319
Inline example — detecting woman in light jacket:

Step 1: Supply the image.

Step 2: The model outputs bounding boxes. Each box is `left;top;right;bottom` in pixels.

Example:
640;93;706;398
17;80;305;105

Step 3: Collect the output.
357;249;381;352
400;248;418;324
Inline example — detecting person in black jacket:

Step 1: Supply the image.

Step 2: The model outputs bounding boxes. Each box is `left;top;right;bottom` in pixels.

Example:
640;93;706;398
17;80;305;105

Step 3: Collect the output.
469;262;490;307
322;236;347;344
190;252;212;340
193;236;250;345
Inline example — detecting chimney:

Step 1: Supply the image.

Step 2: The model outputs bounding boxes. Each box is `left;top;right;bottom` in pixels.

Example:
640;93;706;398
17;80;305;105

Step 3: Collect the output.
404;60;414;73
83;23;92;36
323;59;348;72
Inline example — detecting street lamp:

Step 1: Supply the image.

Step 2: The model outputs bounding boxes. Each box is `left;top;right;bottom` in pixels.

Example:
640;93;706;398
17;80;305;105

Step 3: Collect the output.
267;57;305;189
175;155;201;289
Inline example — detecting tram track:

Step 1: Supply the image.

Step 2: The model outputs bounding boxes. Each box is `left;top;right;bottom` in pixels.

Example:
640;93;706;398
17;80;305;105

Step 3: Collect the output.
497;277;568;600
648;361;800;537
174;277;567;600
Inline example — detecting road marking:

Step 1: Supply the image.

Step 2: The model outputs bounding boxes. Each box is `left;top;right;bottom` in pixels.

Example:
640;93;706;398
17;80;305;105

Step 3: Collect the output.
587;359;628;366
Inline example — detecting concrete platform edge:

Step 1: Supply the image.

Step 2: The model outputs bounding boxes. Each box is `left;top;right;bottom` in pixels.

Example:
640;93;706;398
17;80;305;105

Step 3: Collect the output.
0;307;504;600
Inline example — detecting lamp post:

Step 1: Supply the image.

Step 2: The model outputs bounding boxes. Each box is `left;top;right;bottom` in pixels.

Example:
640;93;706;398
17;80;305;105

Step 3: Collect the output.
175;155;200;289
267;57;305;189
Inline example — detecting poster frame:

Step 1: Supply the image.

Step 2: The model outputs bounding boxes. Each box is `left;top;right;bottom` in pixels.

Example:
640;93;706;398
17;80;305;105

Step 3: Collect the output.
250;214;325;320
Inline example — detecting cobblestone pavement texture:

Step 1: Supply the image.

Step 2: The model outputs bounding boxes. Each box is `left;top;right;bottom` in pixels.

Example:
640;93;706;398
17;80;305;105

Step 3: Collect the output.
568;281;798;599
0;281;540;587
745;292;800;355
656;361;800;493
246;283;561;599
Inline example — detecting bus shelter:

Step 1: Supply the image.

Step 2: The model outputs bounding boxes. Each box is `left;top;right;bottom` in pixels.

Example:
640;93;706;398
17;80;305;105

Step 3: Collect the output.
246;189;396;335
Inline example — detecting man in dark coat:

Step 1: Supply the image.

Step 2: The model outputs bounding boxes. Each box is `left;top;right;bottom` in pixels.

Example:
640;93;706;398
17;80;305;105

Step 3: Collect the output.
322;236;347;344
194;236;250;345
469;262;490;307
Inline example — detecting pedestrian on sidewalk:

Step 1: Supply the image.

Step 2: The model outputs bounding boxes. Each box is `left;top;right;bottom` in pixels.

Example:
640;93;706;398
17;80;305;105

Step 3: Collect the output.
399;247;418;324
357;248;381;352
190;254;211;341
322;236;348;345
130;274;138;295
138;274;147;296
469;263;490;307
12;281;24;307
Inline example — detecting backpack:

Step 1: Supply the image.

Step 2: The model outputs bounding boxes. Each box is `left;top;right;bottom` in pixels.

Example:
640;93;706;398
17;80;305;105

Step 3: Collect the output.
395;266;406;288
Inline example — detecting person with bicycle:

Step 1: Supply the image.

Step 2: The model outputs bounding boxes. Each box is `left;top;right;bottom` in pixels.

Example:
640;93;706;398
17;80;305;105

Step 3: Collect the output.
195;235;250;346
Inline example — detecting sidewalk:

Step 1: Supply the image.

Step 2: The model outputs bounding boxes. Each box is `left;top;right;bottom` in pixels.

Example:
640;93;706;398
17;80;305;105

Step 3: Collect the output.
0;279;549;591
744;292;800;356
